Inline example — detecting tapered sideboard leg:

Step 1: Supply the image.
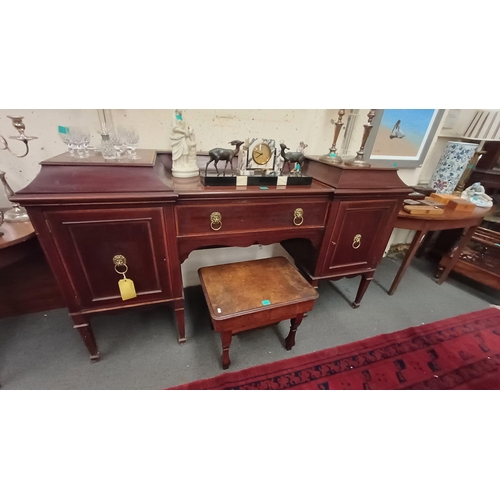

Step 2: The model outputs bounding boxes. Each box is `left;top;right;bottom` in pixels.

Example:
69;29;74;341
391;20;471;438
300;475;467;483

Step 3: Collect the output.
172;299;186;344
72;314;100;361
352;272;374;308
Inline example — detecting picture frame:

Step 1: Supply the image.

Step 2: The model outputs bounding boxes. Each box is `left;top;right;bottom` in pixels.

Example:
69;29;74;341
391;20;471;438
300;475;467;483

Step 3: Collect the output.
364;109;445;169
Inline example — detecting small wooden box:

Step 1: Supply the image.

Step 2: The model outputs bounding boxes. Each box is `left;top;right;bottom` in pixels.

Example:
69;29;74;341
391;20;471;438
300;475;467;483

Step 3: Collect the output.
403;205;445;215
446;198;476;212
429;193;460;204
420;197;447;208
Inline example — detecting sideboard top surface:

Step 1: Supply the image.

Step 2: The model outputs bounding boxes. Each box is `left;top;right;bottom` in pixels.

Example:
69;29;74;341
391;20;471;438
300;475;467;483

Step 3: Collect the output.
13;149;177;204
40;149;157;167
13;149;412;205
154;152;333;199
302;156;412;195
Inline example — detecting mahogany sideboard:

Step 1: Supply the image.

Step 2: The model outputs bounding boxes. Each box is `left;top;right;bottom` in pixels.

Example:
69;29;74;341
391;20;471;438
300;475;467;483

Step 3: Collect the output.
12;150;411;360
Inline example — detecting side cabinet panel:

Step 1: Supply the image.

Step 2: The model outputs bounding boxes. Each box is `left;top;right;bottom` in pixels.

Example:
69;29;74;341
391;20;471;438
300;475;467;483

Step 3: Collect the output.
320;199;399;276
45;207;171;309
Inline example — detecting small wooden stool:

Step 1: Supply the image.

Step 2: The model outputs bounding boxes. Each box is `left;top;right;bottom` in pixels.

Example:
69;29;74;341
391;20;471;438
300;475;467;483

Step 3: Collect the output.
198;257;319;369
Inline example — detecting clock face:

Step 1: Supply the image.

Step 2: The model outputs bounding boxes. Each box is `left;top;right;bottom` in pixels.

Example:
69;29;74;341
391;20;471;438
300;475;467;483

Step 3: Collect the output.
252;142;272;165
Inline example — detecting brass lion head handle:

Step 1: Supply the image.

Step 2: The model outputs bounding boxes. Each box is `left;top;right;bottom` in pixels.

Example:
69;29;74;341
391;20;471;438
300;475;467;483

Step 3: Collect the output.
113;255;127;266
293;208;304;226
113;255;128;277
352;234;362;249
210;212;222;231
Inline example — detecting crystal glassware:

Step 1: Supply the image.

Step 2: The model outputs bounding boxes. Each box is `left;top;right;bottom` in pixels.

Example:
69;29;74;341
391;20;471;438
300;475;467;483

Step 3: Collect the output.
81;128;91;157
100;139;117;160
58;126;76;156
109;130;126;158
70;126;90;158
118;127;140;159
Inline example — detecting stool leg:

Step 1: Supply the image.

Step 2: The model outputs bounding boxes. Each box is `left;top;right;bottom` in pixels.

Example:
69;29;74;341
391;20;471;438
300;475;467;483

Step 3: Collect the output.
221;331;233;369
286;313;304;351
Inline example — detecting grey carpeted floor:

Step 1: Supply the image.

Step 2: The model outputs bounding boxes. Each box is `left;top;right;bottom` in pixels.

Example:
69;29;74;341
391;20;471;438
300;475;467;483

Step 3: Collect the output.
1;255;499;389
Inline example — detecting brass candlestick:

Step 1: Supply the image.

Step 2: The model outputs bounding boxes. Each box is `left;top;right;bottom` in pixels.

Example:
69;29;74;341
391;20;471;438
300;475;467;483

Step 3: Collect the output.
345;109;376;167
320;109;345;165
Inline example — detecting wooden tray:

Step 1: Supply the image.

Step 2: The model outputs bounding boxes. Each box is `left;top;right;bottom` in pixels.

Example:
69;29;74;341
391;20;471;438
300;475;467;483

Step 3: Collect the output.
403;205;445;215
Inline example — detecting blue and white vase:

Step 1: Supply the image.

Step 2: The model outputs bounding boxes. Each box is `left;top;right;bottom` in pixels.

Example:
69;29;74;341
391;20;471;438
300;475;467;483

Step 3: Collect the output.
429;141;478;194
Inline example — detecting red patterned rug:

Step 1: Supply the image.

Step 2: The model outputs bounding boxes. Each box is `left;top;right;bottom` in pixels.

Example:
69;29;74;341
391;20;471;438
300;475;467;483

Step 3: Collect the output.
168;308;500;390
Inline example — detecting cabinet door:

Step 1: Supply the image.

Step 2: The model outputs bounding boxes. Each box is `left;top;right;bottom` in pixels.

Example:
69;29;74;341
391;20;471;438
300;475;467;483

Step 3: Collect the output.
46;207;172;310
321;199;398;276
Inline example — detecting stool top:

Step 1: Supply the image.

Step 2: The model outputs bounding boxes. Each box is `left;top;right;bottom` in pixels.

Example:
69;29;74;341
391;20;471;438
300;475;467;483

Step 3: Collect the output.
198;256;318;320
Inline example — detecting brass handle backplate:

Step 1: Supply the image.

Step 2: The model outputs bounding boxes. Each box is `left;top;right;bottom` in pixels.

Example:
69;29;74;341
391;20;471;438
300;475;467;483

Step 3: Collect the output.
352;234;362;249
293;208;304;226
113;254;128;276
113;255;126;266
210;212;222;231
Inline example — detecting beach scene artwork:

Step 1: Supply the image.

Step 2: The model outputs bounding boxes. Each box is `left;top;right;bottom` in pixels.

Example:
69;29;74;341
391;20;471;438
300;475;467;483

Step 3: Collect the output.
371;109;438;159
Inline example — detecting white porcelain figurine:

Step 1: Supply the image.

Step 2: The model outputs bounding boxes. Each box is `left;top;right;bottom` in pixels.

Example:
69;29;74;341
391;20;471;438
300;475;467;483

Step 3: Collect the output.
170;110;199;178
296;141;308;154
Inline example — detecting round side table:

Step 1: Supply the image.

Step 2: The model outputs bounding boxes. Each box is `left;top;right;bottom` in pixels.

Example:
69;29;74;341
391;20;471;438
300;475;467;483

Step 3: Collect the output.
0;210;35;268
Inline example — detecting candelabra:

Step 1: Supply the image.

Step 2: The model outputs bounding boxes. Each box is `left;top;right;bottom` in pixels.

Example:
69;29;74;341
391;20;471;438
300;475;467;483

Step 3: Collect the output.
345;109;376;167
320;109;345;165
0;116;37;222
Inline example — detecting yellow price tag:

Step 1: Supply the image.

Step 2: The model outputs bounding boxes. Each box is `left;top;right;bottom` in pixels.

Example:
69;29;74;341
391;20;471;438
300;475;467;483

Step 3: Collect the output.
118;278;137;301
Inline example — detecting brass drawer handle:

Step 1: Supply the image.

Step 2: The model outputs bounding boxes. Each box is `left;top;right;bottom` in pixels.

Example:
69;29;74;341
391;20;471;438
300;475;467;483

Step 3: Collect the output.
210;211;222;231
113;254;129;276
293;208;304;226
352;234;362;249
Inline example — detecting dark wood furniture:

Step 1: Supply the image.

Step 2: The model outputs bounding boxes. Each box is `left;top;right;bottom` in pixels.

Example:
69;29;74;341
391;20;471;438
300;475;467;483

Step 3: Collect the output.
0;214;36;268
12;150;411;360
282;157;411;307
438;226;500;291
468;141;500;195
198;257;319;369
0;208;66;318
389;205;495;295
12;151;184;361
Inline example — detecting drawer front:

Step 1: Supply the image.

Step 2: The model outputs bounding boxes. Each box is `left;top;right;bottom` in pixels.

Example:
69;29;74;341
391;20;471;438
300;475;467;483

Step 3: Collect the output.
321;199;398;276
46;207;172;309
176;199;328;237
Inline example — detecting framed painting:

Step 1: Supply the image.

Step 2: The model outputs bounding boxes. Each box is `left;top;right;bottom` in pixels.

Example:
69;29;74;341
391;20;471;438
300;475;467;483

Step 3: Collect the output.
364;109;445;169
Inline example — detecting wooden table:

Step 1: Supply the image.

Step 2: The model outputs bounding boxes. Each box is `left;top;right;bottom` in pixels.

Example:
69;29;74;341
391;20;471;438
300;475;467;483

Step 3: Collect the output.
388;205;495;295
0;210;36;268
198;257;319;369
